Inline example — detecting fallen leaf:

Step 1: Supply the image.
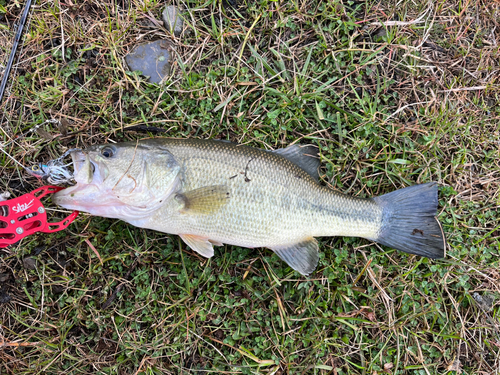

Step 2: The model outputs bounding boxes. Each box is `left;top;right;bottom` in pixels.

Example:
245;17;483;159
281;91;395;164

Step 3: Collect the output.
446;359;462;374
383;362;393;373
360;306;376;322
59;118;70;136
35;128;53;140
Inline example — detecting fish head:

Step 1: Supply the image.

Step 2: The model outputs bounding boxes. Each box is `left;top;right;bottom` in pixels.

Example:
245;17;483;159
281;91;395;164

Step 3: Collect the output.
53;142;181;219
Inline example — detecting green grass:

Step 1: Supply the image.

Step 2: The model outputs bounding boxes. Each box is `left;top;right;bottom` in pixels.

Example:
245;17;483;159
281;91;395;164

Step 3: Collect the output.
1;0;499;374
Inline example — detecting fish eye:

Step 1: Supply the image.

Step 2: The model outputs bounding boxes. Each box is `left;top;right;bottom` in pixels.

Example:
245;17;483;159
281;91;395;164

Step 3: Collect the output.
101;146;115;158
31;165;40;171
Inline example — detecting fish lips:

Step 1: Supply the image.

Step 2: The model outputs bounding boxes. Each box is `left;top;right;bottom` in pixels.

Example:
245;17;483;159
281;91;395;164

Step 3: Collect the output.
53;151;119;215
53;183;123;209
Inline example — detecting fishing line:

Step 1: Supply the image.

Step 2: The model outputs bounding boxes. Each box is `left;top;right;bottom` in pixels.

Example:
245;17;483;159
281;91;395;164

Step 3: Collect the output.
0;0;36;197
1;119;79;185
0;145;28;170
0;143;78;185
113;139;139;191
0;3;79;188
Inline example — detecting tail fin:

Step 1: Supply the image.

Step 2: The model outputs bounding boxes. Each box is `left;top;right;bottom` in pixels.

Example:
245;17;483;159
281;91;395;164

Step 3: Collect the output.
373;182;445;259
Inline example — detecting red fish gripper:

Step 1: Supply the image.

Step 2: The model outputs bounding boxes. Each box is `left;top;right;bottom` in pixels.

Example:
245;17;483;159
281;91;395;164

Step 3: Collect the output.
0;186;78;248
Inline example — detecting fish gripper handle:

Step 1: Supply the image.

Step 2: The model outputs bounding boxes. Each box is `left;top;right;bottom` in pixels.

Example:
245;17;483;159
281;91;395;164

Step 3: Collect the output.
0;186;79;248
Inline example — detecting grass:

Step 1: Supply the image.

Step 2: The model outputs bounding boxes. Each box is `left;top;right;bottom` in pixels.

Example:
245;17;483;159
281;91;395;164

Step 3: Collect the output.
0;0;499;374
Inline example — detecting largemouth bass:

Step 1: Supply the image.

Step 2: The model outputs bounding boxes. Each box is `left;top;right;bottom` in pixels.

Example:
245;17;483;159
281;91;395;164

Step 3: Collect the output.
53;138;445;275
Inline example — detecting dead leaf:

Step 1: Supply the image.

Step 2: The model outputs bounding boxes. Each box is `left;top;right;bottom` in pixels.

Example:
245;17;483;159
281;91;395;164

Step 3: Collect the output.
337;310;359;318
59;118;70;136
360;306;376;322
383;362;393;373
446;359;462;374
35;128;53;140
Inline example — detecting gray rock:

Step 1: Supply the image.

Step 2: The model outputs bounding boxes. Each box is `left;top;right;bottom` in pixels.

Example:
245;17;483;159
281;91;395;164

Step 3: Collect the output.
473;292;494;312
0;290;11;304
124;40;171;84
162;5;184;36
23;257;36;270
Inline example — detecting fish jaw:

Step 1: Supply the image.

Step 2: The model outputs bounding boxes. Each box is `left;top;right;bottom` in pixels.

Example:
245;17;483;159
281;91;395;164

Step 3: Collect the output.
53;182;129;218
52;151;122;217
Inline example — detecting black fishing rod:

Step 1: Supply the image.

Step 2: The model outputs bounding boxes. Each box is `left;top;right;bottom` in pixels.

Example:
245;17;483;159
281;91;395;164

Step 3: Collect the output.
0;0;34;105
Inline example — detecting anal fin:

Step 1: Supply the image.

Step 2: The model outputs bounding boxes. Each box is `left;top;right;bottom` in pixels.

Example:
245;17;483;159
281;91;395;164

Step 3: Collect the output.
180;234;220;258
270;238;319;276
175;185;230;215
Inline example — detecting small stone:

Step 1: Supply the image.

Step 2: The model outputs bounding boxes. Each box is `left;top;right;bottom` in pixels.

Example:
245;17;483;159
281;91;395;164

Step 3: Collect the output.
124;40;171;84
52;285;65;294
23;257;36;270
162;5;184;36
0;291;11;304
473;292;494;312
0;273;9;282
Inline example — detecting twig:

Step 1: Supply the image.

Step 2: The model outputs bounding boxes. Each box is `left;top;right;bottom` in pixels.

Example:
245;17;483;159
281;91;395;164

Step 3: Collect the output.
438;86;487;93
369;8;428;28
370;20;426;27
367;266;393;302
0;336;60;348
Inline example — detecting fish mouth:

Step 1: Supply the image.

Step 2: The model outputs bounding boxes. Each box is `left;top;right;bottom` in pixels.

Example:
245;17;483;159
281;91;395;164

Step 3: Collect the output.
72;151;90;177
52;151;121;215
71;151;105;184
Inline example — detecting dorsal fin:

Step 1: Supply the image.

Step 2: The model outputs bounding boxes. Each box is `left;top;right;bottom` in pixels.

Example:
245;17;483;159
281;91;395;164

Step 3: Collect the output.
272;144;320;181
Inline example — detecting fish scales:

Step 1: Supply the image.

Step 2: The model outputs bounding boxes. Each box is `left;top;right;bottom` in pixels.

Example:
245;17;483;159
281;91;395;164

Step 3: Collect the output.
53;138;445;275
140;139;381;248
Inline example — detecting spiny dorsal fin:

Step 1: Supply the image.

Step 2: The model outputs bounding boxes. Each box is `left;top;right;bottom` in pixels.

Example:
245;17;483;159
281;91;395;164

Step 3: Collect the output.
175;185;230;214
270;238;319;276
272;144;320;181
180;234;216;258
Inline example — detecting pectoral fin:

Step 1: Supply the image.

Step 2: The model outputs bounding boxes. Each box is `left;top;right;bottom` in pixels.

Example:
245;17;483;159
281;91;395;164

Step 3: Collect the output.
180;234;218;258
270;238;319;276
175;185;230;214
